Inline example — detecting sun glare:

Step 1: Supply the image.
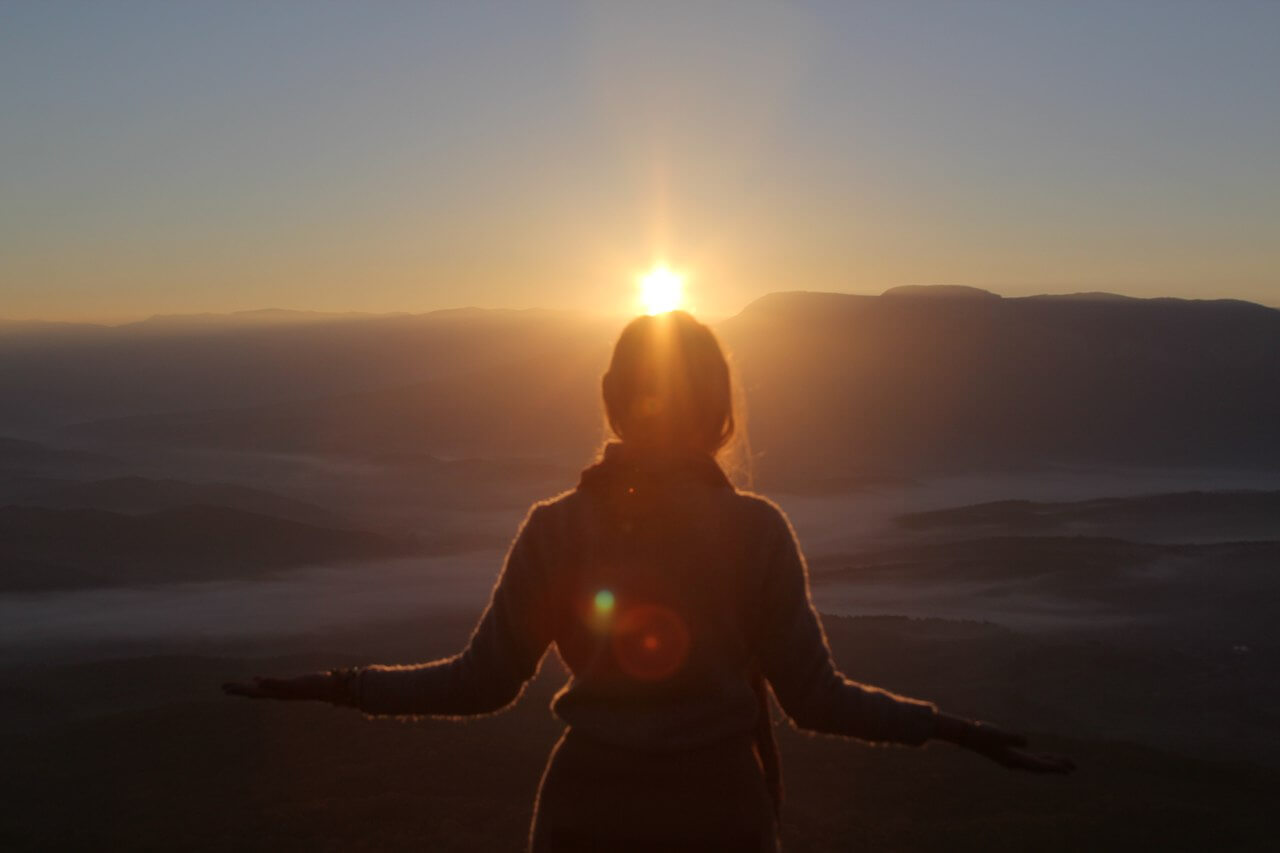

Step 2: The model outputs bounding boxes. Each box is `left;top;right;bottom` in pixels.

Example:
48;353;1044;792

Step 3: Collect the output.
637;266;685;315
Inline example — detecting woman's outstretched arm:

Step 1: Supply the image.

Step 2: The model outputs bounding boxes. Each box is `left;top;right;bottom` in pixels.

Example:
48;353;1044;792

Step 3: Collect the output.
223;504;556;718
754;508;938;745
755;507;1073;773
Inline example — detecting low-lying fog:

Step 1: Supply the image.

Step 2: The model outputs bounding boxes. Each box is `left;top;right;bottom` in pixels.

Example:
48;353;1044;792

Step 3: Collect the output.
0;554;500;659
9;464;1280;665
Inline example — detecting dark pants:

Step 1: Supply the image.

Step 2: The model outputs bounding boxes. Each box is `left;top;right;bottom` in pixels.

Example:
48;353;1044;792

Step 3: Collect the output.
529;729;780;852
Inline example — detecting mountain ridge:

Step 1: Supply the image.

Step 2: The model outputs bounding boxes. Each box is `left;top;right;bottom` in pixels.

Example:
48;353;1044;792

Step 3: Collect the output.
4;288;1277;478
0;503;415;592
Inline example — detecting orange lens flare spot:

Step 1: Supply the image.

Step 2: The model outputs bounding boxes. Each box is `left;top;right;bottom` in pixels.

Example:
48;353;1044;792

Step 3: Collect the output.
611;604;690;681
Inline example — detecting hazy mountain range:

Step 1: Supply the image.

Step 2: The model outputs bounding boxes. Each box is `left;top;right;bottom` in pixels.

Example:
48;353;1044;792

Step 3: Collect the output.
897;490;1280;543
4;287;1275;481
0;504;413;592
13;476;343;527
718;287;1280;480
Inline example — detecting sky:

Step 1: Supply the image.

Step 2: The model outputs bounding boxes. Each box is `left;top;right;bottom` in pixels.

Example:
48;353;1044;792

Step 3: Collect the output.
2;0;1278;322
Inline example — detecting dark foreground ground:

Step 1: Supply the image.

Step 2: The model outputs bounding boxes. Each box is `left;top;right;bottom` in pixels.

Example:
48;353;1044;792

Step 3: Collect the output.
3;613;1275;852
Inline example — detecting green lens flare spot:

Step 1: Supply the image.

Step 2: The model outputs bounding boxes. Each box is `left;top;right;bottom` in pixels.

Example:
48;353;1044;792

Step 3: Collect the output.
594;589;616;613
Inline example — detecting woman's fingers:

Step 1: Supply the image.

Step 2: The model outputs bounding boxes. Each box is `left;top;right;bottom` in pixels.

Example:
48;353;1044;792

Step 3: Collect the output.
939;716;1073;774
221;676;301;700
222;680;271;698
256;677;302;696
222;672;336;702
989;746;1076;774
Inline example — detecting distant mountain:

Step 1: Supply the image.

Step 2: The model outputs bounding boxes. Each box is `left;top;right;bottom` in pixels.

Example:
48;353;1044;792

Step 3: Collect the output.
896;490;1280;543
64;348;609;461
15;288;1280;479
0;437;117;476
123;308;387;329
0;306;615;429
15;476;343;527
716;289;1280;479
0;505;414;592
880;284;1001;300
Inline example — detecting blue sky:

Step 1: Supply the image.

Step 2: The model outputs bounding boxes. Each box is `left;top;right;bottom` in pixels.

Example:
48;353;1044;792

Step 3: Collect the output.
2;1;1277;320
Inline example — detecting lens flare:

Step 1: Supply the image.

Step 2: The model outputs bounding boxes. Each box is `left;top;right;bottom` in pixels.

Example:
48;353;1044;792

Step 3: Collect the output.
611;603;690;681
637;266;685;315
593;589;616;614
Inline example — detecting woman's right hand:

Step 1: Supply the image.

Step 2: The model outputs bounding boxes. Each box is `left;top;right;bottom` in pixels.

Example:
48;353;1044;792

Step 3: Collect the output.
222;672;338;703
934;712;1076;774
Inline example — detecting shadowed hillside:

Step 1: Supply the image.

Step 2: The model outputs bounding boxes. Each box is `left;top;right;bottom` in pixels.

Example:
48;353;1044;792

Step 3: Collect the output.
897;490;1280;543
716;289;1280;482
21;289;1277;484
0;505;415;591
0;436;117;476
13;476;344;527
0;308;617;432
1;615;1274;851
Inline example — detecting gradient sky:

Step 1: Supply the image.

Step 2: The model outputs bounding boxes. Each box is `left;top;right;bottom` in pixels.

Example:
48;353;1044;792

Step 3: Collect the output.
2;1;1277;321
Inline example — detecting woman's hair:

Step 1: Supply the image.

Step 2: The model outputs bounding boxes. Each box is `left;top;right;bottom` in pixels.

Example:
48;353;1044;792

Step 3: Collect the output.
602;311;735;456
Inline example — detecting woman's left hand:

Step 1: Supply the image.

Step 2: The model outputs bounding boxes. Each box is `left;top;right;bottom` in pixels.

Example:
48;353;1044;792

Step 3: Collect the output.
222;672;337;702
935;712;1076;774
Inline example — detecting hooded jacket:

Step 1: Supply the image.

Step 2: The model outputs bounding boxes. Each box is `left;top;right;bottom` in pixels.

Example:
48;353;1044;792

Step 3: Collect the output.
354;442;939;750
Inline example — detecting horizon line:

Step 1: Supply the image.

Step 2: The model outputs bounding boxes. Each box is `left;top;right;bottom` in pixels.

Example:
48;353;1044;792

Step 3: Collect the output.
3;285;1278;327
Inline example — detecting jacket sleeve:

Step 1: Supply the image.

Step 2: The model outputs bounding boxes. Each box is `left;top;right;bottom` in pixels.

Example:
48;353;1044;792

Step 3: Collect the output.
355;504;555;717
756;507;938;745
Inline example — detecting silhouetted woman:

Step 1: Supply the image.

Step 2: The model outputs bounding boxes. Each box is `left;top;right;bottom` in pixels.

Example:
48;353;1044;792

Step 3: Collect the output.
225;311;1072;851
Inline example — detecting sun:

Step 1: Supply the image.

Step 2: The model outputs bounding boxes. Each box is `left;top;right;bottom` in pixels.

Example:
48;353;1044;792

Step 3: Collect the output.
636;266;685;315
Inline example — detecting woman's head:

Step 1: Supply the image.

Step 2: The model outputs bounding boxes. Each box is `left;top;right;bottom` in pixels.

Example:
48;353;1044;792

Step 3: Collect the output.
602;311;735;456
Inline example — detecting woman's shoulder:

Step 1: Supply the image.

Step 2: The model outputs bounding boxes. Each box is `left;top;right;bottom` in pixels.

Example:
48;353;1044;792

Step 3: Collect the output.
725;487;794;530
523;482;793;544
516;488;580;532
